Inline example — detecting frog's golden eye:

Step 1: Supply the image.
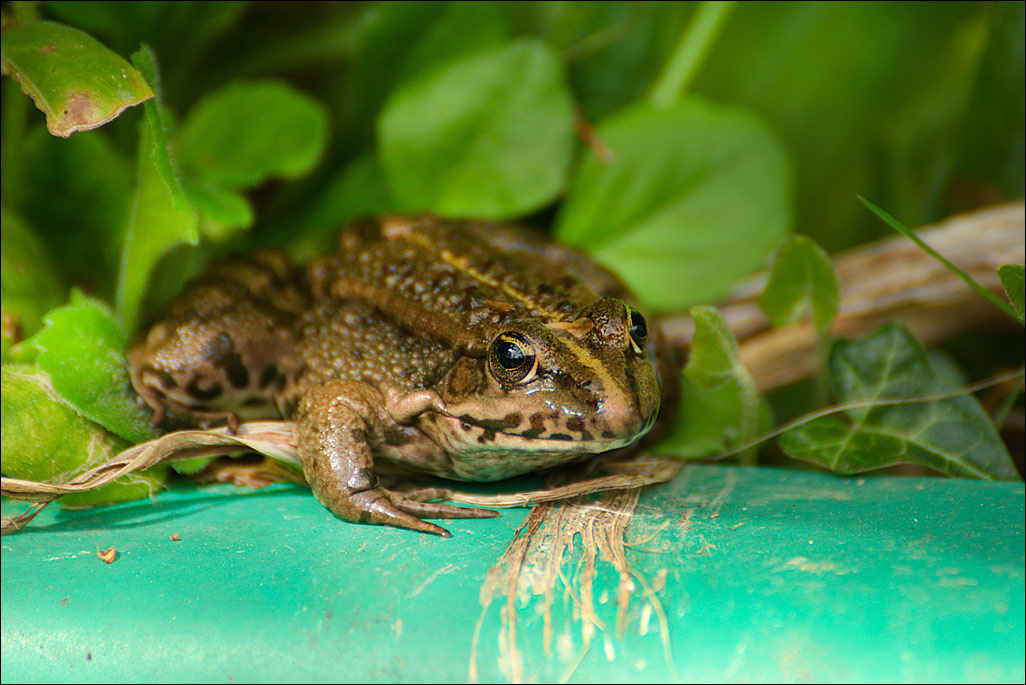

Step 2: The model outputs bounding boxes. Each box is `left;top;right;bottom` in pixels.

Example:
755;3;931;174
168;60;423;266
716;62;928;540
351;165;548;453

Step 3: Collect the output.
627;307;648;354
489;332;538;384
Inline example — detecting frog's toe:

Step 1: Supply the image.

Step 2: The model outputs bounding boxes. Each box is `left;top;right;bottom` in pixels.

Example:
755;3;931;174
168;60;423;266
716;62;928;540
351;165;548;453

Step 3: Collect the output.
392;498;499;521
350;489;453;537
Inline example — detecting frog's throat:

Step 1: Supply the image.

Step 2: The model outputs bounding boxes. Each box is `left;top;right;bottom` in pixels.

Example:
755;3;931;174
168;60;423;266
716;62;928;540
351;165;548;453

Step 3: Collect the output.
438;410;656;454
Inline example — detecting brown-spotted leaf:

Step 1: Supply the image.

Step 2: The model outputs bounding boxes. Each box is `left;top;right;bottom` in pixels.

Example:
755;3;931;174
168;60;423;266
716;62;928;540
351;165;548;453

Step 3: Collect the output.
1;20;153;137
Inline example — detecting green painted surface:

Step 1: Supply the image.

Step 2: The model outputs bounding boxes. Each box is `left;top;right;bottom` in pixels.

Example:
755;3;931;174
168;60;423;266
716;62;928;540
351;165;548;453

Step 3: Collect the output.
2;465;1023;683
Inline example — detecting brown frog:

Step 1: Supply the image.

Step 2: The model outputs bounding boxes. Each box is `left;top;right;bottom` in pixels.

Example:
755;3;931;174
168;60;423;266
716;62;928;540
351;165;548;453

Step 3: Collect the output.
129;217;679;536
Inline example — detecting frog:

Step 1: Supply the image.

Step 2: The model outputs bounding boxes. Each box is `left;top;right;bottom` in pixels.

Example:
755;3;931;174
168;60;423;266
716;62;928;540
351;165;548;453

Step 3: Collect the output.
128;216;679;537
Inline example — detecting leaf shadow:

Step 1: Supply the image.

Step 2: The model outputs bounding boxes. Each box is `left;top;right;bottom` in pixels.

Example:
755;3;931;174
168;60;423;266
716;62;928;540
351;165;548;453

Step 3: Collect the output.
9;484;307;536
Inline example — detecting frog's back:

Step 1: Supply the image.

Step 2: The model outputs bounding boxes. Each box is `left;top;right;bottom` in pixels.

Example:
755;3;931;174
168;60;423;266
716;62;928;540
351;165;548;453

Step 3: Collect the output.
307;217;611;354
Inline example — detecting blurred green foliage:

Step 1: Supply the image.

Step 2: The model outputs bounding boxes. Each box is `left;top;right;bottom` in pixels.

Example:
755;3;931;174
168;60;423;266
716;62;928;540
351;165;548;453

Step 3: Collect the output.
1;1;1022;502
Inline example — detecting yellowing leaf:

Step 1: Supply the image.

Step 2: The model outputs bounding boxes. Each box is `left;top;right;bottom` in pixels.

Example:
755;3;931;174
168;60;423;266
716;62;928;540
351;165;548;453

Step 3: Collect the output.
1;20;153;137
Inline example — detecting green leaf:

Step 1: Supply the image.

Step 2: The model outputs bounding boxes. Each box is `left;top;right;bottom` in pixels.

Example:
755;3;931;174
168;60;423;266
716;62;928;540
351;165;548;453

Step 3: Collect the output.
997;263;1025;323
758;234;840;334
684;305;739;390
1;208;65;343
555;98;793;312
285;153;392;260
341;1;512;146
535;3;695;122
20;124;132;297
692;2;988;251
178;80;329;189
378;38;576;219
954;1;1025;200
656;374;772;459
182;177;253;242
682;304;761;462
1;365;167;507
779;322;1018;480
116;46;198;335
23;292;158;445
44;2;249;80
0;20;153;137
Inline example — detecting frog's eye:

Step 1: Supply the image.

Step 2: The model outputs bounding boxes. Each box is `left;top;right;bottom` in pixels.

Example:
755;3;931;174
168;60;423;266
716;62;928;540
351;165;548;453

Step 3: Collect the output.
627;307;648;354
489;332;538;384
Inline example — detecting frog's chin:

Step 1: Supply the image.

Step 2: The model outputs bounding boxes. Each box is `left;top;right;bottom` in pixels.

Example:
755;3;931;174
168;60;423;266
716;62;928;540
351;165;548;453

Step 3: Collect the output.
416;413;652;481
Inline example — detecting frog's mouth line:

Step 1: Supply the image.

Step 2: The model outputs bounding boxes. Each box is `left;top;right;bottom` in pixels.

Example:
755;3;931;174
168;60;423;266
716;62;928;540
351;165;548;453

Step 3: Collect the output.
443;412;655;452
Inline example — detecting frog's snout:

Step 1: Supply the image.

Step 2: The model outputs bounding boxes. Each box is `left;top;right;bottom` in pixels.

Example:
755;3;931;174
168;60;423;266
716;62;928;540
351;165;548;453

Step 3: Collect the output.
584;375;658;444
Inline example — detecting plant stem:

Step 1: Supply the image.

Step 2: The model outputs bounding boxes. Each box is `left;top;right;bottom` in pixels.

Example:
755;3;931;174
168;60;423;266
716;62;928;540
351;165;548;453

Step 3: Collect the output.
859;196;1021;322
734;362;760;465
991;376;1024;431
648;1;734;109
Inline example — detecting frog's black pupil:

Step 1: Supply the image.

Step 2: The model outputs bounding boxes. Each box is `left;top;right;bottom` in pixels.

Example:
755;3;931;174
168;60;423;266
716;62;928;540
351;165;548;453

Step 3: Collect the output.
496;340;528;369
490;334;537;383
629;309;648;341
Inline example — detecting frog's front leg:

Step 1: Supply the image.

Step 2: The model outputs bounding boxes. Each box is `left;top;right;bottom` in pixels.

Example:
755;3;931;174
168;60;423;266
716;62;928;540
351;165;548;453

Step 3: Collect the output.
295;380;497;537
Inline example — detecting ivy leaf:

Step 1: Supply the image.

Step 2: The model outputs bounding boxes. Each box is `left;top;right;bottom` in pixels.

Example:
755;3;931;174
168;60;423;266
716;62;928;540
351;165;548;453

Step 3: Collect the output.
759;234;840;334
23;292;158;445
555;98;793;312
684;305;740;390
0;20;153;137
779;322;1018;480
378;38;576;219
116;45;198;335
997;263;1024;324
177;80;329;189
1;365;166;507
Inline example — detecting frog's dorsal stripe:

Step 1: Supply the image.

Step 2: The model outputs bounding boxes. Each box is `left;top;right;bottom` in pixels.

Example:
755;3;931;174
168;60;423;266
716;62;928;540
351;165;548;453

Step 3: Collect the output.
326;216;602;353
385;218;570;321
398;226;566;321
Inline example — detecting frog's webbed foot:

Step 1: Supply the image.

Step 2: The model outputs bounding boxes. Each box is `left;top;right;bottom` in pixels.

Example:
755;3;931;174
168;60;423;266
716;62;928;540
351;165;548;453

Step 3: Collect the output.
297;380;495;537
137;394;241;434
350;488;497;538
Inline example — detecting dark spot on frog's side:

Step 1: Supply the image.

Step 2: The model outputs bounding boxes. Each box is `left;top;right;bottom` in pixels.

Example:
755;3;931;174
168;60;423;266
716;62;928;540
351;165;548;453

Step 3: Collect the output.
382;425;413;447
259;364;280;389
186;379;222;401
226;352;250;389
565;417;592;441
503;412;522;428
209;343;250;389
